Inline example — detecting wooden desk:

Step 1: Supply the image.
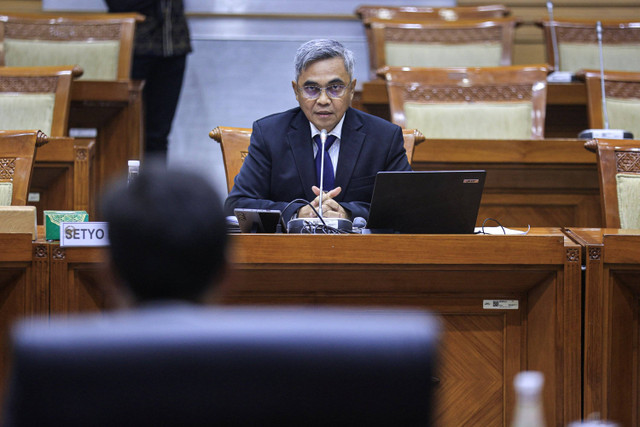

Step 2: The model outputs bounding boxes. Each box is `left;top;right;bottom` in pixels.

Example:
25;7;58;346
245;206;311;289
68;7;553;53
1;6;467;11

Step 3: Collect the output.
223;230;582;426
0;234;48;403
69;80;144;211
357;80;589;138
3;230;582;426
31;137;96;221
412;138;600;228
563;228;640;426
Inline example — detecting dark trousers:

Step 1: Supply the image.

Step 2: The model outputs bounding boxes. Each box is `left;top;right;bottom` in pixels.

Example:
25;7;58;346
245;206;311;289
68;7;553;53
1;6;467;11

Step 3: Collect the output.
131;54;187;157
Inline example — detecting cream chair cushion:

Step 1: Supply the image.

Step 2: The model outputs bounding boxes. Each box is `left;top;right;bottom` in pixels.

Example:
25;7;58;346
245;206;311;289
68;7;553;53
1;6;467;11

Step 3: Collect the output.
616;173;640;229
559;43;640;73
4;39;120;81
0;182;12;206
404;102;533;139
386;43;503;67
0;94;56;135
605;98;640;139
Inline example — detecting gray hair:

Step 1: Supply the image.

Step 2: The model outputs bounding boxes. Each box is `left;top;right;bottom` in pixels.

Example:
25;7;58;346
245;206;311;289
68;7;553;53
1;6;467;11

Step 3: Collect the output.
294;39;355;82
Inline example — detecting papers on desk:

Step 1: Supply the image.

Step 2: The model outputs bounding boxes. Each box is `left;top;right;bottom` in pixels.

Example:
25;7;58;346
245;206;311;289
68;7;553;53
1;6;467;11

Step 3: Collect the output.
474;226;530;235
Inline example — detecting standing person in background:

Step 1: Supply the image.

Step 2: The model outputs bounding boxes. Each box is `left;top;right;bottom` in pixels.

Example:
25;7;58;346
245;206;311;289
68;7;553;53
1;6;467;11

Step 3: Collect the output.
105;0;192;159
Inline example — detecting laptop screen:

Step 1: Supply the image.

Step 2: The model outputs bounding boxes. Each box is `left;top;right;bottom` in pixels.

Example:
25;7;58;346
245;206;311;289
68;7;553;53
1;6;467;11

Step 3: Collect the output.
365;170;486;234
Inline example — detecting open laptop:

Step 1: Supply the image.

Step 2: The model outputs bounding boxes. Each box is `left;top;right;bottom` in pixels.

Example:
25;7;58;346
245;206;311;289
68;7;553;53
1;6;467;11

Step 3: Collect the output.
365;170;486;234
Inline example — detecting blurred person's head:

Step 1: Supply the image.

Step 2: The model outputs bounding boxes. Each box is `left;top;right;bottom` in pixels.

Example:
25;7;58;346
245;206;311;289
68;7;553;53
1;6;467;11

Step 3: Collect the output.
100;162;228;304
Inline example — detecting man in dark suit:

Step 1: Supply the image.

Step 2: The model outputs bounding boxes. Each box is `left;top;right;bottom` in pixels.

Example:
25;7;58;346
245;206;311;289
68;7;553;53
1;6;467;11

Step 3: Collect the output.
224;39;411;222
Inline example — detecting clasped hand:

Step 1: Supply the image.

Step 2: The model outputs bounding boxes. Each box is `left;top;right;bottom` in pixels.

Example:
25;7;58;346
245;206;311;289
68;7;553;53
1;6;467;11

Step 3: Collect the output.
298;186;348;218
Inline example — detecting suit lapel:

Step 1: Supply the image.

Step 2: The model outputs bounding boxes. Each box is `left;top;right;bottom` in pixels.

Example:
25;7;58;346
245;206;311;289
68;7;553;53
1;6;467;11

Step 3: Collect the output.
287;110;316;200
335;108;365;199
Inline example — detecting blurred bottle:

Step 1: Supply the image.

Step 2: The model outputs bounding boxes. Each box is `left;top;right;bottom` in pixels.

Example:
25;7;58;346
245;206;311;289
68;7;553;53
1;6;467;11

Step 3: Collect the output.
511;371;545;427
566;414;620;427
127;160;140;185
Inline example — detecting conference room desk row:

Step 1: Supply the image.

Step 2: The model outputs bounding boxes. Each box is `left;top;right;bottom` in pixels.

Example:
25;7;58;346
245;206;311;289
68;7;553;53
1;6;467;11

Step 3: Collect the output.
26;80;144;221
1;229;639;426
409;138;601;229
356;80;589;139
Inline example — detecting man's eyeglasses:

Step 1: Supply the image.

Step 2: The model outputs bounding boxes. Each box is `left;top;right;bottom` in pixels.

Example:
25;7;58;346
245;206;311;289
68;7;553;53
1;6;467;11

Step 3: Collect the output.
299;82;351;99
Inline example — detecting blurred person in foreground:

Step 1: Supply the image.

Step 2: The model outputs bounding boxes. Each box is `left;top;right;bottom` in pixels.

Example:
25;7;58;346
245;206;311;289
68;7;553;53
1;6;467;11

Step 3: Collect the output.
101;163;228;306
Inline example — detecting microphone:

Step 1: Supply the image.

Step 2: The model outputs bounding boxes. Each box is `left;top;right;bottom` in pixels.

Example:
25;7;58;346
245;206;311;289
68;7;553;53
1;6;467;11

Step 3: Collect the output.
546;2;573;83
318;129;328;218
352;217;367;229
286;129;353;233
578;21;634;139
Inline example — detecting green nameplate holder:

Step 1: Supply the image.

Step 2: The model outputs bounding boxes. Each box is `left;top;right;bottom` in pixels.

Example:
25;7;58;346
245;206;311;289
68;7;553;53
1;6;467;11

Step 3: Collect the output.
44;210;89;240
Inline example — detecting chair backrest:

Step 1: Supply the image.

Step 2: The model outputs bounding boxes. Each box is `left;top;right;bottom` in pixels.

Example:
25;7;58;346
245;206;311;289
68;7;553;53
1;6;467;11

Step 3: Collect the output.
538;19;640;73
209;126;424;193
0;130;47;206
0;65;80;136
579;69;640;139
2;307;439;426
382;65;549;140
356;4;510;22
366;17;519;79
0;13;141;81
585;138;640;228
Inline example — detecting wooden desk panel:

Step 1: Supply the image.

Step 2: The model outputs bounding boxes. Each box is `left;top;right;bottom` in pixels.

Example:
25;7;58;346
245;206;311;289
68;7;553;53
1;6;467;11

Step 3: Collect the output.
4;231;582;426
0;235;48;403
31;137;96;221
564;228;640;426
224;231;582;427
69;80;144;214
412;139;600;228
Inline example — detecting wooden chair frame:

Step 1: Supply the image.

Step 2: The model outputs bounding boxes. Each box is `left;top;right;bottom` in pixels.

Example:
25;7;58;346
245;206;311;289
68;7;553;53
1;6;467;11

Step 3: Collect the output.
356;4;510;22
0;13;142;81
209;126;424;193
382;65;549;139
0;65;80;136
366;17;519;79
0;130;47;205
578;69;640;131
585;138;640;228
538;19;640;72
0;66;95;215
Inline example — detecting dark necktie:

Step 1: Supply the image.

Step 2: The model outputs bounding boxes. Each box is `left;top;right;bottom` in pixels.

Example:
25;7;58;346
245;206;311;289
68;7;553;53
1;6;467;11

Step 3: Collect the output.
313;134;337;191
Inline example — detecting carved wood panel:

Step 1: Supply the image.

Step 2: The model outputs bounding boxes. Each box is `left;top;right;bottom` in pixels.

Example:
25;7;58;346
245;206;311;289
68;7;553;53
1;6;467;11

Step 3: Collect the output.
606;81;640;99
385;26;503;43
0;76;58;93
616;151;640;173
399;83;533;103
0;157;15;181
556;26;640;44
5;22;122;41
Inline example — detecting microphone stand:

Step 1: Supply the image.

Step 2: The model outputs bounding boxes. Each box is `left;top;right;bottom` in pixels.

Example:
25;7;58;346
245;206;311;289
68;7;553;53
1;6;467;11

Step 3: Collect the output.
546;2;573;82
318;129;327;218
578;21;633;139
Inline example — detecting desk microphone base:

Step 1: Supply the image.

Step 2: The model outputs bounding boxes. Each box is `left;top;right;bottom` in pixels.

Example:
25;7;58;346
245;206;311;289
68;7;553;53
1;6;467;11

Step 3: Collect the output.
578;129;633;140
287;218;353;233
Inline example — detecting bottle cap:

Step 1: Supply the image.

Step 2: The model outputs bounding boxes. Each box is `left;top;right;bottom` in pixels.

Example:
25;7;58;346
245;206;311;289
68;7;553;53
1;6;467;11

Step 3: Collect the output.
514;371;544;396
128;160;140;167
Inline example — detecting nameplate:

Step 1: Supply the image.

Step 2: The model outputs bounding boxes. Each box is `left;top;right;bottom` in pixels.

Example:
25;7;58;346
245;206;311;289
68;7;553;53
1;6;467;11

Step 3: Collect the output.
483;300;519;310
60;222;109;247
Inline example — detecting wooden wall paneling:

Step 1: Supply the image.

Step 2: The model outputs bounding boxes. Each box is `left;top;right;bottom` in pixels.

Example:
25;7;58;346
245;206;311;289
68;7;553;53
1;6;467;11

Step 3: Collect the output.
411;139;601;228
223;232;582;426
564;228;640;426
49;244;111;315
0;234;48;403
